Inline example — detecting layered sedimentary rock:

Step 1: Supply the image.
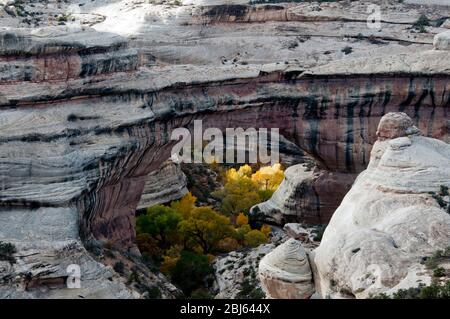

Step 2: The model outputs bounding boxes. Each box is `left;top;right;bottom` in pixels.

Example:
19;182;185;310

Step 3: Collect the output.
434;30;450;50
0;1;449;299
99;0;447;67
406;0;449;5
1;27;448;245
2;1;449;68
252;28;450;225
251;164;313;224
251;164;356;224
313;113;450;298
0;26;183;299
259;238;314;299
228;130;308;166
213;244;276;299
1;27;449;299
137;160;188;210
0;241;137;299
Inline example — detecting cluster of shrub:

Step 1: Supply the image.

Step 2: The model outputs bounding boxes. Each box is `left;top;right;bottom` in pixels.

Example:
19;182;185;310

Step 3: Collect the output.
373;247;450;299
373;282;450;299
0;241;16;264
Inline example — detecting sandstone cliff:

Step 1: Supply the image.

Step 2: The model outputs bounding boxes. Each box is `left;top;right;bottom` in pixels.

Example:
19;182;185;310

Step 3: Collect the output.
1;26;447;250
251;163;356;224
0;0;449;299
258;112;450;299
137;160;188;210
313;112;450;298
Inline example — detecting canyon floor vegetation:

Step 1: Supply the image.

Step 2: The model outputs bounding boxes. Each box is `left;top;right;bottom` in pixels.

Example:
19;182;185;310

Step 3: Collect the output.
135;164;283;297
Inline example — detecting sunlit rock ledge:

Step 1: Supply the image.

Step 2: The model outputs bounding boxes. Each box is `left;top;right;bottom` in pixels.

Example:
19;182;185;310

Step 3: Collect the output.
0;3;449;297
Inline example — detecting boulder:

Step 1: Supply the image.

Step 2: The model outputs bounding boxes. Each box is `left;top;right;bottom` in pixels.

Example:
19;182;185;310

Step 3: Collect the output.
434;30;450;51
259;239;314;299
443;19;450;29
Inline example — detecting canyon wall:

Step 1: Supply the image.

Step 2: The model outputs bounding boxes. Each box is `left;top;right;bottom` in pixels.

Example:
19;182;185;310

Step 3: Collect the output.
258;113;450;299
1;28;449;298
137;160;188;210
1;27;448;249
313;112;450;298
0;0;449;298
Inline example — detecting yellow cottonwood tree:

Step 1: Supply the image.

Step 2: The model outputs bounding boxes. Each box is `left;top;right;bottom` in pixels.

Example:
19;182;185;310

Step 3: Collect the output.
170;192;197;218
214;164;285;216
251;163;284;191
237;164;253;177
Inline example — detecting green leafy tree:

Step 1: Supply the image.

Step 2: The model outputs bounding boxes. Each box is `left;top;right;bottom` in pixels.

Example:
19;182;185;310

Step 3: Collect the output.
136;205;182;249
135;233;164;266
244;229;268;247
257;189;274;202
235;224;251;244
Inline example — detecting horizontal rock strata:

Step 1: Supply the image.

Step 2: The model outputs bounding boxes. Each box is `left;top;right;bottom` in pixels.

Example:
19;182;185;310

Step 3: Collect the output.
137;160;188;210
1;27;449;249
0;1;449;298
251;164;356;224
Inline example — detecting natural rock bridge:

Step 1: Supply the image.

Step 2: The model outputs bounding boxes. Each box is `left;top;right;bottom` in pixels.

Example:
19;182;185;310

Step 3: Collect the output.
0;26;449;297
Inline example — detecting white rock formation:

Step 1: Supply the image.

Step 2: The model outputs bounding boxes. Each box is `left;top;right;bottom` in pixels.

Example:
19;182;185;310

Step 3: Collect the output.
137;160;188;210
1;0;450;300
2;0;448;67
434;30;450;50
313;112;450;299
250;163;356;225
259;238;314;299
